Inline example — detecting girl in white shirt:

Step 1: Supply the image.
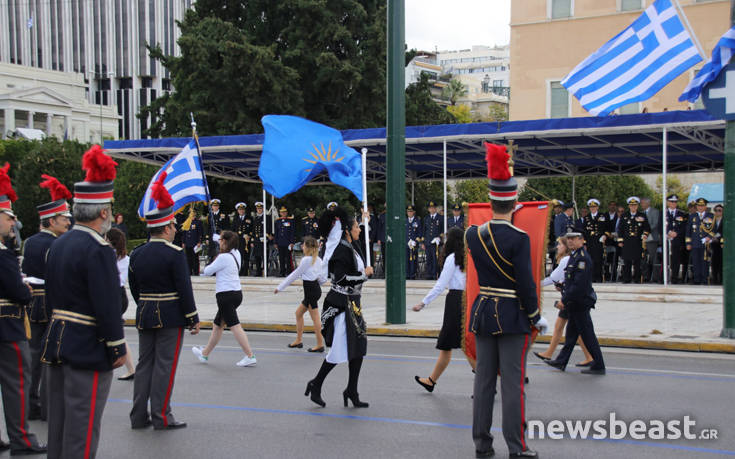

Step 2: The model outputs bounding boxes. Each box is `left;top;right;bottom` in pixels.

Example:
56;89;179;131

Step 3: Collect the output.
107;228;136;380
533;236;592;366
274;237;327;352
412;227;473;392
193;231;256;367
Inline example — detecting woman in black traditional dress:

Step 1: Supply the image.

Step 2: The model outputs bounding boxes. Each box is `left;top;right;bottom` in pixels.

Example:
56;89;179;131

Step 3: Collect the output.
305;208;373;408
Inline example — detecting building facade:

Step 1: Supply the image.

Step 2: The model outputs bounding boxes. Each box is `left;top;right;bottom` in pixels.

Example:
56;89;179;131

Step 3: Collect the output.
0;0;194;139
510;0;729;120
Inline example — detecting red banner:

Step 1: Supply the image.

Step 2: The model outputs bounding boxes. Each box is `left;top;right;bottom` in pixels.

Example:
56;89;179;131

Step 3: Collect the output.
462;201;551;362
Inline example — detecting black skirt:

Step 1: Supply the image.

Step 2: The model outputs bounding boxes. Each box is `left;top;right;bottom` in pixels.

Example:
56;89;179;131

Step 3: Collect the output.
321;293;367;360
301;280;321;310
436;289;463;350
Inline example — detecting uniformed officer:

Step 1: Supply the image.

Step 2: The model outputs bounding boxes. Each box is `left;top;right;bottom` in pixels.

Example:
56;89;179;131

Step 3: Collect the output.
422;201;443;279
42;146;126;458
468;143;547;458
582;198;607;283
616;197;651;283
545;224;606;375
207;198;230;261
232;202;252;276
327;201;338;211
405;205;422;280
711;204;724;285
181;206;204;275
604;201;620;281
274;206;295;276
0;164;47;455
664;194;687;283
21;174;73;421
302;207;320;239
249;202;272;276
554;201;574;241
447;203;464;230
685;197;715;285
129;173;200;430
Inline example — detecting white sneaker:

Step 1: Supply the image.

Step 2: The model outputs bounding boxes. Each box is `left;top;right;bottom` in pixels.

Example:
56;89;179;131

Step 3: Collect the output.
192;346;208;363
236;355;257;367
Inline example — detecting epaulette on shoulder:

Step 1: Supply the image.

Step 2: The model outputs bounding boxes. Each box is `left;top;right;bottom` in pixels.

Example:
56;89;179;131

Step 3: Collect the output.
74;225;110;246
302;216;308;220
490;219;527;234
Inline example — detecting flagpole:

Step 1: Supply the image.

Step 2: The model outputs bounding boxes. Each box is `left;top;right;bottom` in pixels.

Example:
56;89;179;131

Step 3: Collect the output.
672;0;706;59
189;113;215;251
263;188;267;279
361;148;371;266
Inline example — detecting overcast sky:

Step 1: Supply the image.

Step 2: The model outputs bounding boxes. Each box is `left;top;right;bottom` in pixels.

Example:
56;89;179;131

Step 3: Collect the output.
405;0;511;52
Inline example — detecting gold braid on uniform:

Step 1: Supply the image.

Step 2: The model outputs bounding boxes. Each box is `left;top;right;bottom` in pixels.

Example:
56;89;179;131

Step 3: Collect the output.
181;205;195;231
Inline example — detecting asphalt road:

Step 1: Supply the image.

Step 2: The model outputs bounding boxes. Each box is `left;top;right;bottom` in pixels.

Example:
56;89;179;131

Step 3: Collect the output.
14;330;735;458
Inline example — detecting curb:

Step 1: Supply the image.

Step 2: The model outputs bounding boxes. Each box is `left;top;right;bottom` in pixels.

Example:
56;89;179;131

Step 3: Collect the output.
123;320;735;354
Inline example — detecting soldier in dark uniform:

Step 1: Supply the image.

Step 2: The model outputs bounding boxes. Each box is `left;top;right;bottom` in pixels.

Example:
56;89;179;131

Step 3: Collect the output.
249;202;272;277
327;201;338;211
604;201;620;281
447;203;464;230
405;205;422;280
274;206;295;276
42;145;126;458
711;204;723;285
545;224;606;375
21;174;73;421
0;165;47;455
616;197;650;283
468;143;547;458
554;201;574;242
207;199;230;261
422;201;443;280
301;207;320;239
128;174;200;430
182;206;204;276
686;197;715;285
232;202;252;276
664;194;687;283
582;198;607;283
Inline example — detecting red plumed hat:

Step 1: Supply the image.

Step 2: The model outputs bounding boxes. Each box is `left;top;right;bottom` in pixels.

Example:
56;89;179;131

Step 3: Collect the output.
151;172;174;210
0;163;18;203
82;144;118;182
485;142;517;201
40;174;72;201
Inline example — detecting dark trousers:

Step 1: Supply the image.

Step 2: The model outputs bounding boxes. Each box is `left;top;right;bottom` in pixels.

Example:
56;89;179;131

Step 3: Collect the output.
131;327;184;429
604;247;619;281
0;341;41;450
644;241;660;282
28;322;47;418
555;305;605;371
668;242;685;282
277;245;293;277
406;247;417;279
425;242;440;279
472;333;530;455
185;247;200;276
621;258;641;283
711;244;722;284
690;248;707;284
207;240;219;263
588;241;604;282
47;364;111;459
239;245;250;276
251;242;264;276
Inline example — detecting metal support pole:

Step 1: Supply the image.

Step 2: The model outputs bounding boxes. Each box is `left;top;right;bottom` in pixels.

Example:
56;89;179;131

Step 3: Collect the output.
572;174;577;218
361;148;371;266
443;140;448;237
662;127;668;286
263;188;267;279
721;0;735;339
385;0;406;324
411;180;415;206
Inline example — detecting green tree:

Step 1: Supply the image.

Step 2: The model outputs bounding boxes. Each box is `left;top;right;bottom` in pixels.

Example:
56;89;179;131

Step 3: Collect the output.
454;179;488;204
441;78;468;106
486;103;509;122
447;104;472;124
406;73;456;126
519;175;654;211
653;175;688;210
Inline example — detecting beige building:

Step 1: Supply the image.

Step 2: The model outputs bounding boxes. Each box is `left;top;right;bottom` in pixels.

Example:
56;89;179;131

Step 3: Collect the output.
510;0;729;120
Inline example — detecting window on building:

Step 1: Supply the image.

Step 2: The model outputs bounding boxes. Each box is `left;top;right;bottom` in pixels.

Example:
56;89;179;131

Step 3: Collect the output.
493;80;503;87
618;102;639;115
620;0;643;11
550;0;572;19
549;81;569;118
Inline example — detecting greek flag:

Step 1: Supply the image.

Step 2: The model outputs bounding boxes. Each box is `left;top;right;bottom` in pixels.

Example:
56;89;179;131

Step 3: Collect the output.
137;140;208;218
562;0;701;116
679;25;735;103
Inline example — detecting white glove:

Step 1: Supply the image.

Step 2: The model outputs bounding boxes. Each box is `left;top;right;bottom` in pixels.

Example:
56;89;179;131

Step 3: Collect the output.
534;316;549;335
431;237;440;245
408;240;417;248
288;244;293;250
212;233;220;242
701;237;707;244
599;235;605;243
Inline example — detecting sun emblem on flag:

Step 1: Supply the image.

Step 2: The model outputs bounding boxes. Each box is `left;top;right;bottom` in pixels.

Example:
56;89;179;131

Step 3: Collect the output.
303;142;344;172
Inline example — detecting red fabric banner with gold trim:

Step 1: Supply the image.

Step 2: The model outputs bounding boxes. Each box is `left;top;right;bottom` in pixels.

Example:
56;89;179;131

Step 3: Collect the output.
462;201;551;362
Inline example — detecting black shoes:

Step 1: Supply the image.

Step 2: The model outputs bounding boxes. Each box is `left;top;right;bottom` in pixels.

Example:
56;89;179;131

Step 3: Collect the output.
118;372;135;381
533;352;550;361
307;346;325;353
544;360;566;372
287;342;303;349
414;375;436;393
10;444;47;456
581;368;606;375
510;449;538;457
0;440;9;451
575;361;593;368
131;419;153;429
154;421;187;430
305;380;326;407
475;447;495;458
343;390;369;408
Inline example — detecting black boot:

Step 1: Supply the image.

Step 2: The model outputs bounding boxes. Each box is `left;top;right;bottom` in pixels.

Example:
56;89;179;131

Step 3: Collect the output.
306;360;336;407
344;358;368;408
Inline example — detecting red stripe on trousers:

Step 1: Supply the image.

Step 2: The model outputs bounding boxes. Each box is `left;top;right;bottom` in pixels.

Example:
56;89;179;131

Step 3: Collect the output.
12;342;32;448
519;334;529;451
84;371;99;459
162;328;183;427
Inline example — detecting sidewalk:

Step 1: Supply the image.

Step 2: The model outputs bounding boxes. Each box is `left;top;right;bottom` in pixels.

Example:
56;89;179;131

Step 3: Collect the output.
123;277;735;353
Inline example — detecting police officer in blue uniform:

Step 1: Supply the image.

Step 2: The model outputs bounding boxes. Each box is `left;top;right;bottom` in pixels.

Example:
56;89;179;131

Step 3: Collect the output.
545;224;606;375
21;174;73;421
582;198;607;283
0;166;47;455
686;197;715;285
405;205;422;280
274;206;295;276
422;201;443;279
182;206;204;275
249;202;272;276
468;144;547;458
128;177;200;431
447;203;464;230
232;202;252;276
207;198;230;261
42;145;125;458
616;197;651;283
301;207;320;239
665;194;687;283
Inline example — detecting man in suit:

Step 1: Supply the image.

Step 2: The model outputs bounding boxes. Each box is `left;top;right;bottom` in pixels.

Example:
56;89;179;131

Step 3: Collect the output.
640;197;662;282
664;195;687;283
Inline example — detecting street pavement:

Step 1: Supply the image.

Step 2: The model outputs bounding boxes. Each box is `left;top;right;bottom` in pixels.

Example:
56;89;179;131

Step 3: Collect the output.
18;331;735;458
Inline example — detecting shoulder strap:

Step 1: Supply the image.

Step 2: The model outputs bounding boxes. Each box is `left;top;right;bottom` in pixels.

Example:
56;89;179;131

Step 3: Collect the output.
229;252;240;271
478;223;515;282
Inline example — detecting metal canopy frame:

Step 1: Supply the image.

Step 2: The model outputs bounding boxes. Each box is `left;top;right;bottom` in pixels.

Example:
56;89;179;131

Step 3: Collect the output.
104;110;725;183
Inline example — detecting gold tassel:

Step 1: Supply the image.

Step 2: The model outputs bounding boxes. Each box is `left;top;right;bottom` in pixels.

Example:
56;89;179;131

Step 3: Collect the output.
24;310;31;340
181;205;195;231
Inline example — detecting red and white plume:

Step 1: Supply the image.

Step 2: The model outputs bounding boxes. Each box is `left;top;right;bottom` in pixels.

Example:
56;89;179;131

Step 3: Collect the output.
40;174;72;201
0;163;18;202
485;142;511;181
82;144;118;182
150;171;174;209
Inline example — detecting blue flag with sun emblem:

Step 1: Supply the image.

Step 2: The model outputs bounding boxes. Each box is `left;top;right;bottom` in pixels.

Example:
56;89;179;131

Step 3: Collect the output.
258;115;363;200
